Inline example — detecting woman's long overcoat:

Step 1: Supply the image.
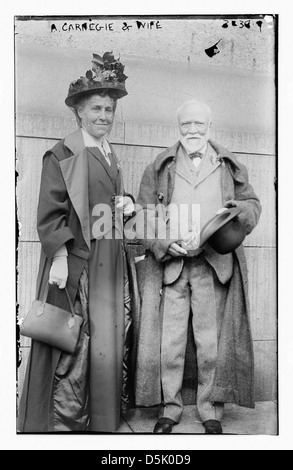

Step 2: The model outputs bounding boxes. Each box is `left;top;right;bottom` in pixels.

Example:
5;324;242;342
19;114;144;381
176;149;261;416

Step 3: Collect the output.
18;129;131;432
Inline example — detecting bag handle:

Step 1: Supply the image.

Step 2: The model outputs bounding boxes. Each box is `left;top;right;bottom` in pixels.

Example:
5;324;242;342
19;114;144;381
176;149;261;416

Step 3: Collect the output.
64;287;75;317
41;283;75;317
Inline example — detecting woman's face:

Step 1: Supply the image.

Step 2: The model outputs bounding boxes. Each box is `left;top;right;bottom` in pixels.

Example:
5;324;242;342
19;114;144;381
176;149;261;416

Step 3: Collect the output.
77;94;116;139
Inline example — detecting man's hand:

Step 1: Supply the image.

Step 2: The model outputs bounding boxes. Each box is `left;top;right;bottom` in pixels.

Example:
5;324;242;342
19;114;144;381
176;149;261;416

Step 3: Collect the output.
116;196;135;216
168;242;188;257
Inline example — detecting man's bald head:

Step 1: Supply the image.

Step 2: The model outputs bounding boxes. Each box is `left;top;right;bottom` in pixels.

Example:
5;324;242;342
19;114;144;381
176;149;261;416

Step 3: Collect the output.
176;99;211;124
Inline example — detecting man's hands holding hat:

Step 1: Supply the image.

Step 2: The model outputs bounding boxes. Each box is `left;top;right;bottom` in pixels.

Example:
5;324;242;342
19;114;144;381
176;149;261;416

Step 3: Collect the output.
168;242;188;257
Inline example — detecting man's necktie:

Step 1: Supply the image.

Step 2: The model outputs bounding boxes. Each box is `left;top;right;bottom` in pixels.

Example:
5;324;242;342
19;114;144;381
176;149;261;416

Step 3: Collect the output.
189;152;203;168
189;152;203;159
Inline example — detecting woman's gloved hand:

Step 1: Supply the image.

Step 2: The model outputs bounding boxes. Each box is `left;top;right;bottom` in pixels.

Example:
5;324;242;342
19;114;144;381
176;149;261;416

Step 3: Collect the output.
116;196;135;217
49;245;68;289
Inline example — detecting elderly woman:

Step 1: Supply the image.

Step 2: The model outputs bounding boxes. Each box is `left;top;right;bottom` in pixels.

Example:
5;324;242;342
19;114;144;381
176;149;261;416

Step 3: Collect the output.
18;52;134;432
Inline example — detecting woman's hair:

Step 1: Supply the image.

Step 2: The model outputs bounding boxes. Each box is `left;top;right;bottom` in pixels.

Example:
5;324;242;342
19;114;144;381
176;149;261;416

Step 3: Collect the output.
72;90;118;127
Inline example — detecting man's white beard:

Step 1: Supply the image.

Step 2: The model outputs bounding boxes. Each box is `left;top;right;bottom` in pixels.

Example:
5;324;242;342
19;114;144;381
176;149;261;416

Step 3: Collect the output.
180;133;209;154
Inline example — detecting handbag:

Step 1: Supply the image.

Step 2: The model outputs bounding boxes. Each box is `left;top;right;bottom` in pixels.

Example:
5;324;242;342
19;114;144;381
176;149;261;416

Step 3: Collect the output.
19;284;84;354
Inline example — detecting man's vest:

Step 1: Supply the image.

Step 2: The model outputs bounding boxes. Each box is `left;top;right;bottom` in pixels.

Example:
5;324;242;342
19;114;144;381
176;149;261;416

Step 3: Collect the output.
169;143;223;246
166;143;233;284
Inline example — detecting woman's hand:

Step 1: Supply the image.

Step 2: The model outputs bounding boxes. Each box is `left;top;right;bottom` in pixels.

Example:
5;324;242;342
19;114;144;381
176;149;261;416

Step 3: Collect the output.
116;196;135;216
49;245;68;289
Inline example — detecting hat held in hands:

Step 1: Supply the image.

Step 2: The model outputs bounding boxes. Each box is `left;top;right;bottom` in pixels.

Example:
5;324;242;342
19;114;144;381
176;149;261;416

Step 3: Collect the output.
199;206;246;254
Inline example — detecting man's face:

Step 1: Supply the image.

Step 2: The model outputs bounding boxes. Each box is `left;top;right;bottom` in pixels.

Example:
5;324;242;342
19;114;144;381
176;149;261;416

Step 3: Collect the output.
78;94;115;139
178;103;211;153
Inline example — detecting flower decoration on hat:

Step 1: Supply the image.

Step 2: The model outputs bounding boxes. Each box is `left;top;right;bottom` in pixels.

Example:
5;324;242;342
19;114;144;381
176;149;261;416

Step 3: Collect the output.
90;52;128;83
65;52;128;107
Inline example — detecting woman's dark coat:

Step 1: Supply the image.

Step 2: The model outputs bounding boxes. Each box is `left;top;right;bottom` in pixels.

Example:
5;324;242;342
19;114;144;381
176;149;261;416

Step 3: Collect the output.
18;129;133;431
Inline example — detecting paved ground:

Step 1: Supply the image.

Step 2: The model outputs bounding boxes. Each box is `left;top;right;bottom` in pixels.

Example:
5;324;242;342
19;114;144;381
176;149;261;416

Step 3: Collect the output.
116;402;278;435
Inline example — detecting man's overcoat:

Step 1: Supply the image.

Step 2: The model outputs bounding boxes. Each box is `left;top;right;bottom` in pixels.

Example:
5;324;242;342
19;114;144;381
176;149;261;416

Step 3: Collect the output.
133;140;261;409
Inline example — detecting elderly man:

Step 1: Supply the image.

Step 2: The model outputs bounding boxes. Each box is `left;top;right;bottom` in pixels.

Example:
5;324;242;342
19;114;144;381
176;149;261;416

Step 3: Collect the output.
134;99;261;434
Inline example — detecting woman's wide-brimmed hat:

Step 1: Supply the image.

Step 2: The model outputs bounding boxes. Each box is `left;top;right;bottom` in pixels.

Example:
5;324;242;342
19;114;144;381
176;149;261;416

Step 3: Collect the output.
65;52;128;107
199;206;246;254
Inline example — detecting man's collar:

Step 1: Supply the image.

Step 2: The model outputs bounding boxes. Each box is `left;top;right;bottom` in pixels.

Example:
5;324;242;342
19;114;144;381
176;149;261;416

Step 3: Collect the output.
154;139;242;172
154;141;181;172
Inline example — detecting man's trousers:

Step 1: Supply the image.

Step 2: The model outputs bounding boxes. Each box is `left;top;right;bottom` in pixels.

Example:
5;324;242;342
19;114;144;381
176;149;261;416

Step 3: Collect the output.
160;256;228;423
